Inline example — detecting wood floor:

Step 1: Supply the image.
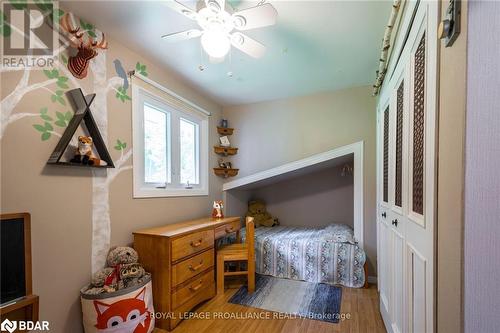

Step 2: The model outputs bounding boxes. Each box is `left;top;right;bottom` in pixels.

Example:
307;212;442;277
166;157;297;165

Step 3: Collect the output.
154;282;387;333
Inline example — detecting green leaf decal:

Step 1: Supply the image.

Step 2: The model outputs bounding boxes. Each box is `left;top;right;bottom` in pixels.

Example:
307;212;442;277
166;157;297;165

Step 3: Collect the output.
55;120;66;127
114;139;127;150
65;111;73;121
41;114;52;121
44;122;53;131
41;132;51;141
33;124;46;132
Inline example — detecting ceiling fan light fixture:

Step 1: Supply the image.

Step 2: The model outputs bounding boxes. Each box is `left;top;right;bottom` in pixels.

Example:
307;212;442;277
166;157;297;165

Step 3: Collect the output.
201;29;230;58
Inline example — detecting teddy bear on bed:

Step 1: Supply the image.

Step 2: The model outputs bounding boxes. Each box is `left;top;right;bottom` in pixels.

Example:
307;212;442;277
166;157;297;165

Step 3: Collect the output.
85;246;147;295
245;199;279;227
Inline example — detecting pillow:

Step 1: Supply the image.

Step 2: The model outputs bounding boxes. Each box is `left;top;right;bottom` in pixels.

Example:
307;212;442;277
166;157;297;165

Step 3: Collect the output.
322;223;356;244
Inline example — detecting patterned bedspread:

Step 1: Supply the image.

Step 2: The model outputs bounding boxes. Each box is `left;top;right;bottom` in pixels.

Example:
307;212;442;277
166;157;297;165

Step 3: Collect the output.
223;224;366;288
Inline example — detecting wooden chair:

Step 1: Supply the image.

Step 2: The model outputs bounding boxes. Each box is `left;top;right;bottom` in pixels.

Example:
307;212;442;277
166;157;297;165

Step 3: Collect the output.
216;217;255;294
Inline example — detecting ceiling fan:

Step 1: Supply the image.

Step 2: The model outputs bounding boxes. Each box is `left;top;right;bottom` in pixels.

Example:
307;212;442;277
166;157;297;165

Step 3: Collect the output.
161;0;278;60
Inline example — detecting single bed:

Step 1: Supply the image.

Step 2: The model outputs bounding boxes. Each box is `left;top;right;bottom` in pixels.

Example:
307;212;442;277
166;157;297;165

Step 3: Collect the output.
220;223;366;288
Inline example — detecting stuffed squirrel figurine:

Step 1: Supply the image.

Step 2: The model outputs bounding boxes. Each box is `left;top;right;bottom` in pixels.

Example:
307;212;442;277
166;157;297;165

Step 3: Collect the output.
70;136;107;166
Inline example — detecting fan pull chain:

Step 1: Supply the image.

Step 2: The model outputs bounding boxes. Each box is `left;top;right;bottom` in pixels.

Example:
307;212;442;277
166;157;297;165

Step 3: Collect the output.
199;42;205;72
227;48;233;78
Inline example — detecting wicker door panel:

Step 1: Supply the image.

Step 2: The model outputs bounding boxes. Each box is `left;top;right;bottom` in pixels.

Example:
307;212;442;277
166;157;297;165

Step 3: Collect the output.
395;81;404;208
412;34;426;215
383;106;390;203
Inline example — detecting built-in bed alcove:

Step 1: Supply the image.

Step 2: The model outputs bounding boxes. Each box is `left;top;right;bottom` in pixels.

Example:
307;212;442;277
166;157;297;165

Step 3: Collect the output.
222;141;364;247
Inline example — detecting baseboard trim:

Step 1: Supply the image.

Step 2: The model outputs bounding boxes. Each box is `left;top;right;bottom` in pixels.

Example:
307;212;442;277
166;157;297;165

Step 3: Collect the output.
368;276;378;284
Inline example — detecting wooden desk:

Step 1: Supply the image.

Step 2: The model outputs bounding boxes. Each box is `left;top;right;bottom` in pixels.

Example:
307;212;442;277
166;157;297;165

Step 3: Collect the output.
133;216;241;331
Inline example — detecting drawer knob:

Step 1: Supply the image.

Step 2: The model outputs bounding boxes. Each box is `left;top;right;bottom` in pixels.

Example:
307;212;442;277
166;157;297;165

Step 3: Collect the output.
189;281;203;292
189;261;204;271
190;239;203;247
382;212;387;218
392;219;398;227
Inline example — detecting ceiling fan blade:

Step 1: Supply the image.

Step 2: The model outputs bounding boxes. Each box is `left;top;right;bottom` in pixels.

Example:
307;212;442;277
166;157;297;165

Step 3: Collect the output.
162;1;198;20
230;32;266;58
204;0;225;12
232;3;277;31
161;29;202;42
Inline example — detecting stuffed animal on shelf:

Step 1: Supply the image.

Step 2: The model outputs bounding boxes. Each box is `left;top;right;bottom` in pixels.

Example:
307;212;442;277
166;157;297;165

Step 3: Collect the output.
212;200;224;219
85;246;146;295
246;200;279;227
70;136;108;166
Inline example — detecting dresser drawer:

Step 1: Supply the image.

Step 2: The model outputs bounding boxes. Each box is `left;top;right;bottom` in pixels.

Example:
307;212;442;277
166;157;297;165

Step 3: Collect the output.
172;269;214;309
172;249;214;287
171;229;214;262
214;220;241;239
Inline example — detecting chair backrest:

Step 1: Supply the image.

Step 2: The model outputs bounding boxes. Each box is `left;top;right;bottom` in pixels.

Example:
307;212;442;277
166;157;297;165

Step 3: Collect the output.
245;216;255;253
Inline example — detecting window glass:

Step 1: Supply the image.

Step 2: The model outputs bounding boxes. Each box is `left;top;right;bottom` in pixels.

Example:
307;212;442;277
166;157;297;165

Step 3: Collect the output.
180;118;199;185
144;103;169;183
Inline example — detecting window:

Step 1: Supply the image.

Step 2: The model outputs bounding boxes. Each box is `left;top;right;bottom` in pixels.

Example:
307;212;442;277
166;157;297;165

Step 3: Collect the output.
132;85;208;197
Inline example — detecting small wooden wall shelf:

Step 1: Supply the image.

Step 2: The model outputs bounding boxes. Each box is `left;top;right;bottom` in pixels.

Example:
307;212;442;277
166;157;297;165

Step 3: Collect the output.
213;168;239;178
217;127;234;136
214;146;238;156
47;88;114;168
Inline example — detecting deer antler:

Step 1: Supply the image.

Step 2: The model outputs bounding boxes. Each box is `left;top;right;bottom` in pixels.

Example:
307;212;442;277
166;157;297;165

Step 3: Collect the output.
87;32;108;50
60;13;84;48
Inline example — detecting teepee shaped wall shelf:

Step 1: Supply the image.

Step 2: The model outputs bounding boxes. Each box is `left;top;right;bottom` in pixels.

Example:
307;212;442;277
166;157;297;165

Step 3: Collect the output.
47;88;114;168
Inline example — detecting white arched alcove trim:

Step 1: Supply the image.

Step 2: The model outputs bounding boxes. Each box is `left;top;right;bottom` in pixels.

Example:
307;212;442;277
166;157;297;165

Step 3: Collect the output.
222;141;364;247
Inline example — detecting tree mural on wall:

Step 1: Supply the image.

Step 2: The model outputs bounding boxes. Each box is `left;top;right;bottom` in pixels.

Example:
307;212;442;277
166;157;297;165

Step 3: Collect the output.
1;3;147;273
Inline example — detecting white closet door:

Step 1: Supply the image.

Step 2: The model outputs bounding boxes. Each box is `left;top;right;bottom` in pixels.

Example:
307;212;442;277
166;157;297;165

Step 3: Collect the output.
404;2;438;332
377;101;392;323
389;68;408;333
376;1;438;332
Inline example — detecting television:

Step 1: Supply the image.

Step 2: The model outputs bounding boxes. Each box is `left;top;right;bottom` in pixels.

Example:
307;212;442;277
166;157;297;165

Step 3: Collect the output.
1;213;31;306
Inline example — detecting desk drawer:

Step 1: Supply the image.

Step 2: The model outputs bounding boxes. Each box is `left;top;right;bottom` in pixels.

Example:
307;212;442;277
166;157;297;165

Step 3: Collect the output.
172;269;214;309
171;230;214;262
214;220;241;240
172;249;214;287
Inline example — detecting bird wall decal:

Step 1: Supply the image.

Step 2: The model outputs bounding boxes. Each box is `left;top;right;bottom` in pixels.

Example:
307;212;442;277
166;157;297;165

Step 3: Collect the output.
113;59;129;90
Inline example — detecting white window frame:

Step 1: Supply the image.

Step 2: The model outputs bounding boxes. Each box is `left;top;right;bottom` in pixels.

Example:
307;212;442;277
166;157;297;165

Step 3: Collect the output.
132;85;209;198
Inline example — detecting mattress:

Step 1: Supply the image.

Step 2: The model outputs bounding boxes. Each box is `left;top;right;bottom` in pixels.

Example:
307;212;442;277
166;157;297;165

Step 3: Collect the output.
221;224;366;288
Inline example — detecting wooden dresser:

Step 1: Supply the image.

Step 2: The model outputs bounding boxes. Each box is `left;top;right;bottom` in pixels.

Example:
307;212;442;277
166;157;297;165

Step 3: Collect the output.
133;216;241;331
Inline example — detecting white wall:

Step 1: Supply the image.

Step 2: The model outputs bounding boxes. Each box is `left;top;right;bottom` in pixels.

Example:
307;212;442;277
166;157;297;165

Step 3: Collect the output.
464;1;500;332
223;86;377;274
253;164;354;228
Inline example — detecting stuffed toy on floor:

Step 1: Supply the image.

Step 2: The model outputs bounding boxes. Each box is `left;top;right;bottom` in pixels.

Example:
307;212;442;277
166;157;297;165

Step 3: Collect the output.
84;246;148;295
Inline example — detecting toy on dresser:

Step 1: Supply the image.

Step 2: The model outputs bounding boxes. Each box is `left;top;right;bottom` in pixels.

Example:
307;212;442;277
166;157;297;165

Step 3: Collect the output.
212;200;224;219
83;246;148;295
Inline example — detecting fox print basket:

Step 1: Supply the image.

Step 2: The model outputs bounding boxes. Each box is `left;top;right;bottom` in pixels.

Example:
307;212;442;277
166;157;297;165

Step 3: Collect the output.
80;275;154;333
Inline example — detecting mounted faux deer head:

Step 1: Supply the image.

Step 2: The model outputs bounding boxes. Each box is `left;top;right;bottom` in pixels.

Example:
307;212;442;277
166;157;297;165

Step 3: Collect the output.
59;13;108;79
